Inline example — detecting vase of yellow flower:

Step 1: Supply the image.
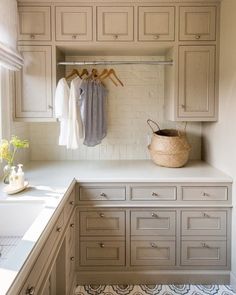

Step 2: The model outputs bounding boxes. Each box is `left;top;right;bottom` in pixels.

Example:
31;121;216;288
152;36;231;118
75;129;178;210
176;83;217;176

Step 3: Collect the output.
0;136;29;184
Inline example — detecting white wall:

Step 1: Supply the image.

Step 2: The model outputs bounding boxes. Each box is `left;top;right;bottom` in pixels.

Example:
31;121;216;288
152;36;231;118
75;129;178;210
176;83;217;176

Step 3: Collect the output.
202;0;236;287
29;56;202;161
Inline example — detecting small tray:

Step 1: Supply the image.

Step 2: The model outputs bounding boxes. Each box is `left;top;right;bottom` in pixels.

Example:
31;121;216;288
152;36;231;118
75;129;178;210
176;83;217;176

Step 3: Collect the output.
3;181;29;195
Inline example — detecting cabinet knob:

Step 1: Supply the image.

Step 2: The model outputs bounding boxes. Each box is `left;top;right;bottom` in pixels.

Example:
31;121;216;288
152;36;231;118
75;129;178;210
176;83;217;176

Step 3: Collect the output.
99;213;105;218
72;34;78;39
195;35;201;40
70;223;75;228
181;104;186;109
48;105;53;109
70;256;75;261
30;34;35;39
150;242;158;248
114;34;118;40
57;226;62;232
100;192;107;198
99;243;105;248
151;213;158;218
152;192;158;197
202;212;209;218
26;286;35;295
201;242;209;248
201;192;209;197
69;200;74;206
154;34;160;40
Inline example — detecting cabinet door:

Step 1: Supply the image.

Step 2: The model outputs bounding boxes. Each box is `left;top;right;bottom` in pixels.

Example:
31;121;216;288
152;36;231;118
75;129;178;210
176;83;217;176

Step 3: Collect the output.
55;7;93;41
179;6;216;41
15;46;53;119
178;46;216;119
138;7;175;41
97;7;134;41
18;6;51;41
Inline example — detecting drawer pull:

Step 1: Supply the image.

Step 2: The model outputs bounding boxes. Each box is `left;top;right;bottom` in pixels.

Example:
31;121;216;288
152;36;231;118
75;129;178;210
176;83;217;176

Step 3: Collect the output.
72;34;78;39
150;242;158;248
69;201;74;205
100;192;107;198
70;223;75;228
151;213;158;218
201;192;209;197
30;34;35;39
26;286;35;295
195;35;201;40
57;226;62;233
99;213;105;218
70;256;75;261
201;242;209;248
152;192;159;197
154;34;160;39
114;34;118;39
203;213;209;218
99;243;105;248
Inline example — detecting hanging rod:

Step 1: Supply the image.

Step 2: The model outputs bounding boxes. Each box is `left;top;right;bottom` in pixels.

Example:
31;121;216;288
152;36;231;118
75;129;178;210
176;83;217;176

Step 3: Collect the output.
57;60;173;66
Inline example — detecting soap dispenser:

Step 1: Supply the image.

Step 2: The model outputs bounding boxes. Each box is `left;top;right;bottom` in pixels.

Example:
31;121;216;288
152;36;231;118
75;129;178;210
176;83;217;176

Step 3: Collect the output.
9;166;17;188
17;164;25;188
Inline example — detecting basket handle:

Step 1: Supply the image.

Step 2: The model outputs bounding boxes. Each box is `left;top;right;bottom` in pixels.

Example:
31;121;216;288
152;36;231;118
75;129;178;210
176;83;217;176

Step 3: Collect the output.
147;119;161;133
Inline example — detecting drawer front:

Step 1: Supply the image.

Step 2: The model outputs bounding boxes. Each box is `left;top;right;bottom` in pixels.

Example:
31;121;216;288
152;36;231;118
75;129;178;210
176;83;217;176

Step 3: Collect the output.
131;211;176;236
138;6;175;41
182;186;228;201
64;189;75;224
66;240;75;293
179;6;216;41
19;212;64;294
131;186;176;201
80;240;125;266
56;6;93;41
181;240;226;266
18;6;51;41
181;210;227;236
66;214;75;251
80;211;125;236
79;186;126;201
97;6;134;41
131;240;176;266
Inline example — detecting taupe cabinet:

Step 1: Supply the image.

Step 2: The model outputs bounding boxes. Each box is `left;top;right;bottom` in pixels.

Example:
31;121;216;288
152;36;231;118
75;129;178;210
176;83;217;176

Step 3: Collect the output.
76;182;232;284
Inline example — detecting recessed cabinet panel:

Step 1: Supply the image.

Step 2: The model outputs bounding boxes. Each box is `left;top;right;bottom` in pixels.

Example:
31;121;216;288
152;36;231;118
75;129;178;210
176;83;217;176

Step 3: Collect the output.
79;186;126;201
97;7;134;41
131;186;176;201
179;6;216;41
178;46;216;119
182;186;228;201
56;7;93;41
138;7;175;41
15;46;53;119
18;6;51;41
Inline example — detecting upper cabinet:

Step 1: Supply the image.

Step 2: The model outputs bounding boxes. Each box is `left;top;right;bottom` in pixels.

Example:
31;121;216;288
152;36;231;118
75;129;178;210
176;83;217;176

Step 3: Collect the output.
97;7;134;41
179;6;216;41
18;6;51;41
55;7;93;41
138;7;175;41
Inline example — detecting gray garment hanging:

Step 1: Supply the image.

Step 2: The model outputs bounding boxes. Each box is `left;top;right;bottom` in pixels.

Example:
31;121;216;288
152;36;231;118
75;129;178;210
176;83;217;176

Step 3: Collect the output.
80;79;108;147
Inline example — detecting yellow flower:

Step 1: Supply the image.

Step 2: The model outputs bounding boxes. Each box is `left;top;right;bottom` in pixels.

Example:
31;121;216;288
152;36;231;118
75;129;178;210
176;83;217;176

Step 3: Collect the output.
0;140;11;163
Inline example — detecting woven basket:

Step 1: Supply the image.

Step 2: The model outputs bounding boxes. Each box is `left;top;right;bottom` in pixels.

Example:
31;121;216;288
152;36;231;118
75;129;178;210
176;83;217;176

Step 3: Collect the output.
147;119;191;168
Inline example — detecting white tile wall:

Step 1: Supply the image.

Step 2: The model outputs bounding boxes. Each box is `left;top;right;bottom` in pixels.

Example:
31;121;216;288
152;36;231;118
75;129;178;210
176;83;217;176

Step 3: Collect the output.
29;56;202;161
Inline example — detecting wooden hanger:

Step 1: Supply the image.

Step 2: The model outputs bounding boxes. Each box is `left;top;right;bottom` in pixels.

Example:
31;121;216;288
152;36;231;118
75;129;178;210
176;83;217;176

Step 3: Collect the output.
99;69;118;86
65;68;80;80
87;68;98;79
101;68;124;86
80;68;89;78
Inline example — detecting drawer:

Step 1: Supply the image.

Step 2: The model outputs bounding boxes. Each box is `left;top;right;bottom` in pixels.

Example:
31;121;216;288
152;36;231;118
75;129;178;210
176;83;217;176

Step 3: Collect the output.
18;6;51;41
66;240;75;292
64;189;75;223
138;6;175;41
66;213;75;251
181;240;226;266
179;6;216;41
80;211;125;236
131;186;176;201
80;240;125;266
79;186;126;201
19;211;64;294
181;186;228;201
131;240;176;266
131;211;176;236
181;210;227;236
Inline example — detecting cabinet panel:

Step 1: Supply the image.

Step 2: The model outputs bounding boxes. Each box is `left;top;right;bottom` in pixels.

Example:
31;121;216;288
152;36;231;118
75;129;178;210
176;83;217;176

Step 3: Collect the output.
131;186;176;201
179;6;216;41
131;240;175;266
181;210;227;236
131;211;176;236
18;6;51;41
80;240;125;266
181;240;226;266
55;7;93;41
80;211;125;236
178;46;216;119
97;7;134;41
138;7;175;41
79;186;126;201
15;46;53;119
182;186;228;201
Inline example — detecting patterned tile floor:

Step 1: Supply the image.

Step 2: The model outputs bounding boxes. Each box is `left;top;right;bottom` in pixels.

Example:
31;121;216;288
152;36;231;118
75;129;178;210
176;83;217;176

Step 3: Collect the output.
75;285;236;295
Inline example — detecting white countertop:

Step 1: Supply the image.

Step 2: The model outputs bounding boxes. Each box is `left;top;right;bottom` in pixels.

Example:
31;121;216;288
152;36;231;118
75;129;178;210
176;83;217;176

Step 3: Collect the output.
0;160;232;295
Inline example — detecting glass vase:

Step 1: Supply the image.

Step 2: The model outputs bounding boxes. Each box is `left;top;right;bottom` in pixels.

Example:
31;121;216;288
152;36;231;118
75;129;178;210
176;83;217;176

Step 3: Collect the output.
3;164;12;184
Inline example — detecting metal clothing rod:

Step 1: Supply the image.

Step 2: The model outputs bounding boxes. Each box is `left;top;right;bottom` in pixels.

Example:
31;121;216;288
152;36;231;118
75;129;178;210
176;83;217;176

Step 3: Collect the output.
57;60;173;66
